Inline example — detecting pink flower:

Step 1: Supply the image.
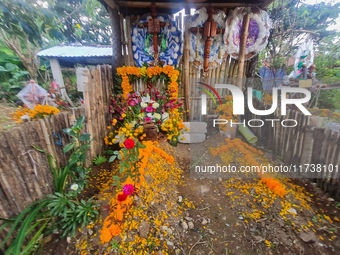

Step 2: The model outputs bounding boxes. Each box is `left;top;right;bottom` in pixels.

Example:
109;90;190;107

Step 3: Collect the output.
130;101;136;106
123;184;134;195
146;107;153;112
145;117;151;122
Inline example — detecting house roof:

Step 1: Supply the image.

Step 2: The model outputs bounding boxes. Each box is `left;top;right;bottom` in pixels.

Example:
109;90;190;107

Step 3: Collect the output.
37;45;112;67
102;0;274;16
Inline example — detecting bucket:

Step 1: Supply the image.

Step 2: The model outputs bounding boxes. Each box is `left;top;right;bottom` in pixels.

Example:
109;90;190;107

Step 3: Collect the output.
238;125;258;144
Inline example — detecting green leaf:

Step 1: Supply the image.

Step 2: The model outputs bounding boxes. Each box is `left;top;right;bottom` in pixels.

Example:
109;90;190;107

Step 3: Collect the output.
138;144;146;149
79;133;91;142
112;176;120;182
119;166;125;173
109;155;116;162
105;150;114;155
63;143;75;153
75;116;85;129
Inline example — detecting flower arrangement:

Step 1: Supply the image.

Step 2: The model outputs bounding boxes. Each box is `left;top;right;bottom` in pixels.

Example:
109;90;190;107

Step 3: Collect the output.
11;105;60;123
161;108;186;144
106;65;185;146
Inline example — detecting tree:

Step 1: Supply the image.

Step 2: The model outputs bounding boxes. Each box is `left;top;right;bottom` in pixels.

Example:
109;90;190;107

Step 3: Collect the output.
265;0;340;70
51;0;112;45
0;0;63;79
314;35;340;84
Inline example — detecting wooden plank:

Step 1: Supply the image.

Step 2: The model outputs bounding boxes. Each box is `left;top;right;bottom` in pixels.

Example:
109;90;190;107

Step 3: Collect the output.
120;14;128;66
0;132;29;215
83;68;96;160
299;125;315;177
125;16;134;66
236;9;250;89
24;121;55;193
90;67;100;156
183;15;190;121
4;128;42;203
96;66;106;154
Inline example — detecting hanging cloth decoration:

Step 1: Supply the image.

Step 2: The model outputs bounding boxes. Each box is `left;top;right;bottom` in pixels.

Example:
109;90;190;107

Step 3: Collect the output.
189;7;227;71
283;38;315;84
224;7;271;60
132;14;182;67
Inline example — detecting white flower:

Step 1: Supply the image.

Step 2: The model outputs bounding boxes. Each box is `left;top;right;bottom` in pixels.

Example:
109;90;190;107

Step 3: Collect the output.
130;121;136;127
146;113;153;118
114;134;125;143
70;184;78;191
152;102;159;109
141;102;148;108
153;113;161;119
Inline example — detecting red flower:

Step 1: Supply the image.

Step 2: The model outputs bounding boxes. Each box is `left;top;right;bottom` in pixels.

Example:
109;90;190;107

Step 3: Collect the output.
149;103;153;106
153;108;156;112
124;139;135;149
157;120;161;125
141;109;144;113
117;193;127;202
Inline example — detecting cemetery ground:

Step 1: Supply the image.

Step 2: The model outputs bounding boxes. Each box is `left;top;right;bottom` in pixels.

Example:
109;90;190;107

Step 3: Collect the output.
41;133;340;255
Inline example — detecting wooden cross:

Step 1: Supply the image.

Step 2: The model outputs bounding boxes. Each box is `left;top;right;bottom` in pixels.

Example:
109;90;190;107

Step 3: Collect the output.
137;2;172;64
189;7;224;72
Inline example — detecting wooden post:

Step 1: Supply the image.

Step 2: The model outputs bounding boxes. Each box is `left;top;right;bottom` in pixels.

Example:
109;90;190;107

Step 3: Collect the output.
236;8;251;90
300;125;315;176
183;15;190;121
108;5;123;72
79;67;96;159
49;58;74;106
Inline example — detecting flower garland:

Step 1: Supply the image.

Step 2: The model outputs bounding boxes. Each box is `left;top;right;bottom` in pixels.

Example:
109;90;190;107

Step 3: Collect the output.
100;141;175;243
116;65;179;100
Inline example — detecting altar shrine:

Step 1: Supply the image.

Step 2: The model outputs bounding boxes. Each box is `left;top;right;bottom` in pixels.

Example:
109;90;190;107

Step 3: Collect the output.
99;0;273;130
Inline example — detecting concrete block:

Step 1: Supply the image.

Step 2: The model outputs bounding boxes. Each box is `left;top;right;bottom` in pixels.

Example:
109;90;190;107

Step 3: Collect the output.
183;122;207;133
178;133;206;143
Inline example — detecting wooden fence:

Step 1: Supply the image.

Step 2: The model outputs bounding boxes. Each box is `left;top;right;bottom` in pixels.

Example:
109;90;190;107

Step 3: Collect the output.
245;97;340;199
0;65;113;251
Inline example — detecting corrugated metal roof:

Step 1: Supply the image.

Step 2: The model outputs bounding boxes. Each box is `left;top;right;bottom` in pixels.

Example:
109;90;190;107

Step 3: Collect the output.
37;45;112;58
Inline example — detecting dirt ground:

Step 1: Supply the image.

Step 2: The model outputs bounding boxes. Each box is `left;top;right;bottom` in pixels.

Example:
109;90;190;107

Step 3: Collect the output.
41;134;340;255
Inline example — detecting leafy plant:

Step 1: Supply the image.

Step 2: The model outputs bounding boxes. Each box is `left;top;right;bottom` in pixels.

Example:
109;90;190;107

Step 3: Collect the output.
48;195;99;238
0;199;51;255
110;140;146;187
34;116;92;193
93;155;107;165
0;116;97;254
